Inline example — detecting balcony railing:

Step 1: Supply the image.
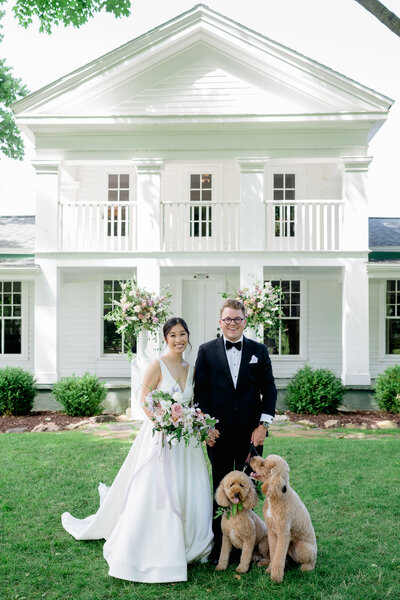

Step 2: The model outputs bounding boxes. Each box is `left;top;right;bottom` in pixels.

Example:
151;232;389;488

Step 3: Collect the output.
161;201;240;251
59;201;137;251
265;199;343;251
58;199;343;253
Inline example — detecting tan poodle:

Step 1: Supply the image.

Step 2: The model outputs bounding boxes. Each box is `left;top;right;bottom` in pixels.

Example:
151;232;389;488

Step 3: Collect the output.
214;470;269;573
250;454;317;583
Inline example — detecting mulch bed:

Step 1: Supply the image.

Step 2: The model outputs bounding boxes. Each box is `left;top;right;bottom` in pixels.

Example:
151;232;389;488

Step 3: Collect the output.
0;411;95;433
1;409;399;433
285;410;400;428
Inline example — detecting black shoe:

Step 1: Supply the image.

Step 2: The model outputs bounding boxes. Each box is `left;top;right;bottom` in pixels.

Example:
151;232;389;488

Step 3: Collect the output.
208;548;220;566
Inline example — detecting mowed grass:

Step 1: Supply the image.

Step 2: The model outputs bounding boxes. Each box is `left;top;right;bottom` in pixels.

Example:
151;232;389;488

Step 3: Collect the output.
1;432;399;600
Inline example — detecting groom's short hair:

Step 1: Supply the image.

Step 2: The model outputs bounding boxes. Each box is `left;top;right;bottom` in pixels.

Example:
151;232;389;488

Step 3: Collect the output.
220;298;246;317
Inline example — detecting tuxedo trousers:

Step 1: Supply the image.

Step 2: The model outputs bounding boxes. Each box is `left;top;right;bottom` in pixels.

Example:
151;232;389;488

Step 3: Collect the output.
207;429;263;555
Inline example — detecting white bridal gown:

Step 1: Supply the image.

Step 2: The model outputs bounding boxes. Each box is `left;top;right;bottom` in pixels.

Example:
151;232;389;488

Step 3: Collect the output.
61;360;213;583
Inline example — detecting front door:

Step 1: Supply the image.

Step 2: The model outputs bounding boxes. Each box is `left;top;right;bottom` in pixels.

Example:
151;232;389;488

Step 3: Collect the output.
182;278;224;363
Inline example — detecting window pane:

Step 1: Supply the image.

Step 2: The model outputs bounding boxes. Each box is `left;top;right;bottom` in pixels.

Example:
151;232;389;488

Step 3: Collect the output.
264;329;279;355
120;189;129;202
13;294;21;305
202;174;212;188
387;280;396;291
103;321;123;354
274;189;284;201
13;306;21;317
13;282;21;292
120;174;129;188
286;190;295;201
202;190;212;202
104;280;112;291
191;190;200;201
4;282;11;293
285;174;295;188
386;319;400;354
4;319;21;354
108;174;118;188
108;190;118;203
191;174;200;188
274;174;283;188
3;306;11;317
281;319;299;355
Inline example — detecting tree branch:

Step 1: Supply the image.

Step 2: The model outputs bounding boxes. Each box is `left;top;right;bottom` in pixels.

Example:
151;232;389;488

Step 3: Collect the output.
355;0;400;37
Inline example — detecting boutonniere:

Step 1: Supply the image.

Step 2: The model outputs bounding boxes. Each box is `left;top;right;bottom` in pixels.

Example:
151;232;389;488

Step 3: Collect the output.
214;502;243;519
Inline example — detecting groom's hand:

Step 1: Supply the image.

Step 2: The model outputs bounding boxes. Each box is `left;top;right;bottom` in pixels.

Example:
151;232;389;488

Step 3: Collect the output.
206;428;220;447
251;425;268;447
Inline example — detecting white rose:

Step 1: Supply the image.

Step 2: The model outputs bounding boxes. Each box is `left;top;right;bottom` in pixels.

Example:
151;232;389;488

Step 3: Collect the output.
172;391;183;402
134;305;141;312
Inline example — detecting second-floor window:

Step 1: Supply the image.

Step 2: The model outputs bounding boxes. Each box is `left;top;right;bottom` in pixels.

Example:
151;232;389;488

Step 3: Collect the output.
274;173;295;238
107;174;130;237
0;281;22;354
103;280;134;355
190;174;212;237
385;280;400;354
264;279;300;355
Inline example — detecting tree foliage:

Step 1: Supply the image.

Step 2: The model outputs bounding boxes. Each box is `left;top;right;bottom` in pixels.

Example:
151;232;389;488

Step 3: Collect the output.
0;10;28;159
9;0;131;34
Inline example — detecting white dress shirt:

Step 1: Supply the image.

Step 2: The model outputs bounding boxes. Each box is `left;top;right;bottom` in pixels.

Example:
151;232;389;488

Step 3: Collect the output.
223;335;274;426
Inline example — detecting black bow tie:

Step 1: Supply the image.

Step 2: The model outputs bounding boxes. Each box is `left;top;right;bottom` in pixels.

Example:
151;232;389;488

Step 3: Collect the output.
226;340;242;351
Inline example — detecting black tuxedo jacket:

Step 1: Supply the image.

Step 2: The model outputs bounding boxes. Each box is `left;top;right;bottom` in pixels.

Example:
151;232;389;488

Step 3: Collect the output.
194;335;277;438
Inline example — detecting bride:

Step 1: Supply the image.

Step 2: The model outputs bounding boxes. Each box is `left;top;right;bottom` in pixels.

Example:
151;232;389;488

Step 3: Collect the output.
61;317;214;583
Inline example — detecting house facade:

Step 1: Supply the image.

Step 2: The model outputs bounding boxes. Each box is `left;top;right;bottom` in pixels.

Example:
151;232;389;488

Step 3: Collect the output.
2;5;396;395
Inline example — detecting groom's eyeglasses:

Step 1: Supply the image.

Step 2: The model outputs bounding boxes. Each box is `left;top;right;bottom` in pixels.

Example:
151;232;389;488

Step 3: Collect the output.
221;317;245;325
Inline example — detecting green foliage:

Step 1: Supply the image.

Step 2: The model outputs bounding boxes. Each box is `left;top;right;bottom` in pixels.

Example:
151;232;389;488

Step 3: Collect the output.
0;366;37;415
52;372;107;416
374;364;400;413
0;12;28;159
8;0;132;33
285;364;345;414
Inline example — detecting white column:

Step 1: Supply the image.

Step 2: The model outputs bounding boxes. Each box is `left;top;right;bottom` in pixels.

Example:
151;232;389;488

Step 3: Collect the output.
32;160;61;252
130;259;161;420
237;158;268;251
341;156;373;251
341;259;370;385
132;159;164;251
240;261;264;341
34;259;59;384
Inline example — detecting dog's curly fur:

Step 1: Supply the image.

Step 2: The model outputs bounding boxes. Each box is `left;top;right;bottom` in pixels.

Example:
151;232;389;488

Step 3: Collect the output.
214;470;269;573
250;454;317;583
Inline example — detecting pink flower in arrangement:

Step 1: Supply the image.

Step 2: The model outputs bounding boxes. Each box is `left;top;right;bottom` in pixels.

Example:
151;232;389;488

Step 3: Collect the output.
153;317;159;324
138;314;144;320
171;403;184;422
141;301;147;307
154;406;165;417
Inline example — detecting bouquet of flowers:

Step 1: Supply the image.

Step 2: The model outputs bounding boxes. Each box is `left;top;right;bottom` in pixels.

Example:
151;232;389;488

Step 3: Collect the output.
223;281;283;337
104;278;171;356
145;387;218;448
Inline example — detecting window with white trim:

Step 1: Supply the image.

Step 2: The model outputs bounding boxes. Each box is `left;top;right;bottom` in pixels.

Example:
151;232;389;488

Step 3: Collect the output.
107;174;130;237
103;280;134;355
264;280;300;355
273;173;295;238
385;280;400;354
0;281;22;354
190;173;212;237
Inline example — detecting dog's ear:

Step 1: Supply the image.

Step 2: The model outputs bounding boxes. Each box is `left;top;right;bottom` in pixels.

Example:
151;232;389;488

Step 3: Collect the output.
215;482;230;507
261;481;268;496
270;470;289;497
243;482;259;510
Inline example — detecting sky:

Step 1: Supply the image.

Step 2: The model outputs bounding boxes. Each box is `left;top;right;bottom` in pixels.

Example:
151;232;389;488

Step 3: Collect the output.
0;0;399;216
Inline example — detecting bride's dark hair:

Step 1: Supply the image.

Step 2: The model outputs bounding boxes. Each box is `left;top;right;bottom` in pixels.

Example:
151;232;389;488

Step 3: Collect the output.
163;317;191;349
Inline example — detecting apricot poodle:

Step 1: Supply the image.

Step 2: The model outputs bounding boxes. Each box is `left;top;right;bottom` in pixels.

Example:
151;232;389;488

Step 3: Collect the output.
250;454;317;583
214;470;269;573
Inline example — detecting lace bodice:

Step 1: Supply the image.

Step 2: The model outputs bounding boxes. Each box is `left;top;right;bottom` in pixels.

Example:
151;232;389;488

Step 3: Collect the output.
158;359;194;405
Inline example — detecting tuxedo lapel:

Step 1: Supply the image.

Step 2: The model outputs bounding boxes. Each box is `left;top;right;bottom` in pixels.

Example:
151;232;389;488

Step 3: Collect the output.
214;336;235;388
236;336;253;390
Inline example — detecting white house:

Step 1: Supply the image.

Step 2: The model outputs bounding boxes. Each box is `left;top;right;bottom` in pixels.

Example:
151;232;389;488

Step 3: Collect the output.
1;5;397;404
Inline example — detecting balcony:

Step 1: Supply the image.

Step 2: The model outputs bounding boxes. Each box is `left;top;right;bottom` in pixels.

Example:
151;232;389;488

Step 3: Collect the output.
58;199;343;253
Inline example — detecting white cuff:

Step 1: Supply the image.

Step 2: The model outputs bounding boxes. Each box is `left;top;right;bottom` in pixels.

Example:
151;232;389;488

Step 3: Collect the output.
260;413;274;425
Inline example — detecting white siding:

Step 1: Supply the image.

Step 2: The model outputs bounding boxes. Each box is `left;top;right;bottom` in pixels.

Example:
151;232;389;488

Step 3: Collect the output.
59;274;130;378
369;279;380;378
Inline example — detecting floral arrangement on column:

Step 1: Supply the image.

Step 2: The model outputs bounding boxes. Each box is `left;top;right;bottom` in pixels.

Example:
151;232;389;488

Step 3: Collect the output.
104;278;171;359
222;281;283;338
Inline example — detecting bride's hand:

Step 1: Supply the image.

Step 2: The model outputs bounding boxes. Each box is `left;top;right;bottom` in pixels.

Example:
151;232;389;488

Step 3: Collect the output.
206;428;220;447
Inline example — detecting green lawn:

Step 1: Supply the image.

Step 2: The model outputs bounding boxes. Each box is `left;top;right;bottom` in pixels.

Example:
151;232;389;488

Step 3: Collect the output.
1;432;399;600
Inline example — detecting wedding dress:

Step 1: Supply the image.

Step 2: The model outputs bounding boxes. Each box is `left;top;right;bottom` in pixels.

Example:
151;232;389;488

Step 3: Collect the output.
61;359;213;583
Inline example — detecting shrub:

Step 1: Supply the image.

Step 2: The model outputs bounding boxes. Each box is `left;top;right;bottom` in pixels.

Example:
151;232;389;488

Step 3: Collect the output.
374;365;400;413
0;367;37;415
52;373;107;417
285;364;345;414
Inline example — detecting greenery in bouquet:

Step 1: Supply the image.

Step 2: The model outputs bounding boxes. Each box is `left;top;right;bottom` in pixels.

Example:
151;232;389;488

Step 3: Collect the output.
222;281;283;336
104;278;171;357
145;388;218;448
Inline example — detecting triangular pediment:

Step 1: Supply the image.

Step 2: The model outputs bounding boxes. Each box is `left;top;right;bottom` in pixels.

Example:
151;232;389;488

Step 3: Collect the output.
13;4;392;122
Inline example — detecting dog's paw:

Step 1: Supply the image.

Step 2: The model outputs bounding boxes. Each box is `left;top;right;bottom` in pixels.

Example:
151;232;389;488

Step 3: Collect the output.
300;563;315;572
236;564;249;574
257;558;269;567
215;564;227;572
270;568;284;583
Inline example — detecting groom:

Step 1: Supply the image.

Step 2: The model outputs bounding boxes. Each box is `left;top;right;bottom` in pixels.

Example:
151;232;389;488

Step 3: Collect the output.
194;298;277;563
